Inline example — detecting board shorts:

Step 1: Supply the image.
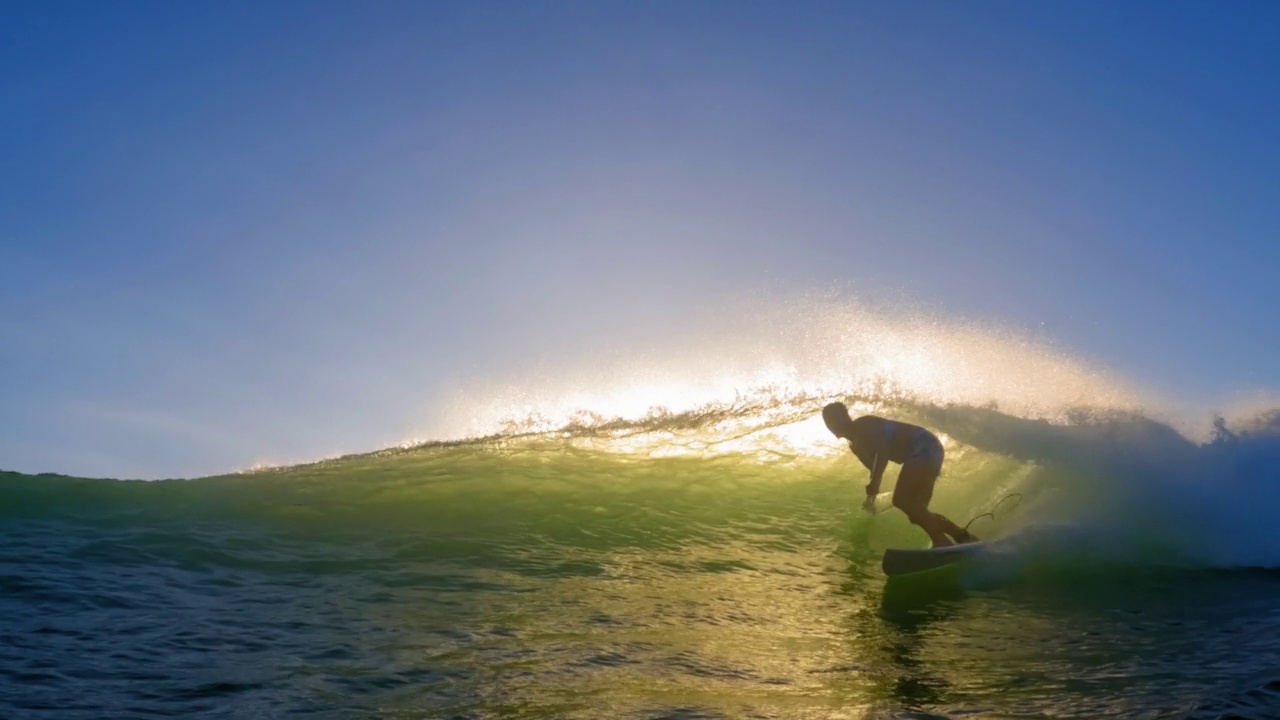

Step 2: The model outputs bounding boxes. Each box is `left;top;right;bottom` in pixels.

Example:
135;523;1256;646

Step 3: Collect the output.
906;428;944;474
893;428;946;514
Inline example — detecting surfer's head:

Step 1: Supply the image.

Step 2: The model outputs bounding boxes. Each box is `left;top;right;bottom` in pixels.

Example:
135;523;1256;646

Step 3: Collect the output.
822;402;855;439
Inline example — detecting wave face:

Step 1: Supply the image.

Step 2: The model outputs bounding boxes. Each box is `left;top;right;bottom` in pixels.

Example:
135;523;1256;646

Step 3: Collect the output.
5;296;1280;718
8;391;1280;571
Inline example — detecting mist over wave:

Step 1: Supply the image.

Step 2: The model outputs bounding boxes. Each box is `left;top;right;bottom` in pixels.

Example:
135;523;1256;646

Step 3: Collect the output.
432;293;1148;441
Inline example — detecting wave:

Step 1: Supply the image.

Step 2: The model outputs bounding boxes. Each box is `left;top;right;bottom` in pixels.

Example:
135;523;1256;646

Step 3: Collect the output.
6;293;1279;571
8;389;1280;569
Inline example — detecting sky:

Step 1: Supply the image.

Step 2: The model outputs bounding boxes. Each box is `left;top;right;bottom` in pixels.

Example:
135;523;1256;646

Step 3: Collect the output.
3;1;1279;478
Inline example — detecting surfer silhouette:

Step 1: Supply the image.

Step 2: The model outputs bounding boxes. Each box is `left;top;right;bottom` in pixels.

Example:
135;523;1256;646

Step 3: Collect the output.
822;402;977;548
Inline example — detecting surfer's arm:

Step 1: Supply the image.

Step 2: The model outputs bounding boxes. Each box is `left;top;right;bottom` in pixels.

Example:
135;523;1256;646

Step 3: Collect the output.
851;434;889;496
865;453;888;497
854;422;891;495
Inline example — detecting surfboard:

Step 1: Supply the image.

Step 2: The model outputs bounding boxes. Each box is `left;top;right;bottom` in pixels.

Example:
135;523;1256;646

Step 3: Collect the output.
882;541;988;577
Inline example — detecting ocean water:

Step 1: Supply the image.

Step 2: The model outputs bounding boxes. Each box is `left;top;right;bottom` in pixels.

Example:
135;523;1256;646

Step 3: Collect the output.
5;302;1280;719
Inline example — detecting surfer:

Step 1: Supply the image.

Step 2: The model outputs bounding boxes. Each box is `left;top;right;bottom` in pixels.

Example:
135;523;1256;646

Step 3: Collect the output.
822;402;977;547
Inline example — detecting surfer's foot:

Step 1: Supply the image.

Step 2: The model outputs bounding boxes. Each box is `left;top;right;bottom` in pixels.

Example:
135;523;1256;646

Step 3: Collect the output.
952;529;979;544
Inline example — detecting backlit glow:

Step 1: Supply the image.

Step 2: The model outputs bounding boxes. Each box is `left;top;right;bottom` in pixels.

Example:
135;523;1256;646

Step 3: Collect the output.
431;296;1149;459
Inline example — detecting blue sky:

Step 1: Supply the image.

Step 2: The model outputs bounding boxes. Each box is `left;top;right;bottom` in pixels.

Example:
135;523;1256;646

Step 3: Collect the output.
3;1;1279;478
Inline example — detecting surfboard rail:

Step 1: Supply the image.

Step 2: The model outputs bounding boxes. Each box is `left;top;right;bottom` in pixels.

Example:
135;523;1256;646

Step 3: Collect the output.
882;541;988;577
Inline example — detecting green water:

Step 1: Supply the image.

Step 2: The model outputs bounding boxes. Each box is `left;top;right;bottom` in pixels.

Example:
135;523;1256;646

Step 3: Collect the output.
4;404;1280;719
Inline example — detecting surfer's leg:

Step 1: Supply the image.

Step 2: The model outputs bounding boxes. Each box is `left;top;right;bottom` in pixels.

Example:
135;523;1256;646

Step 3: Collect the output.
933;513;978;544
896;431;976;544
893;461;953;547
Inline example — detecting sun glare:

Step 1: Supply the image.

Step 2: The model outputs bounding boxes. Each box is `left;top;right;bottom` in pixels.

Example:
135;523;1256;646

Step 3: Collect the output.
432;296;1146;460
